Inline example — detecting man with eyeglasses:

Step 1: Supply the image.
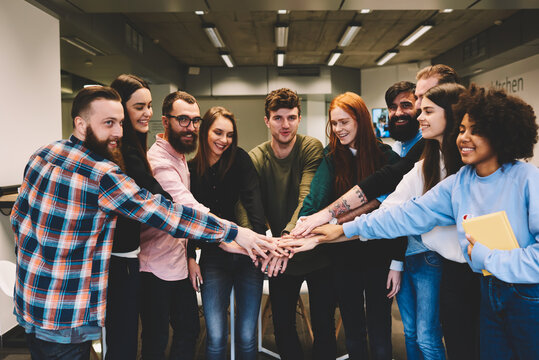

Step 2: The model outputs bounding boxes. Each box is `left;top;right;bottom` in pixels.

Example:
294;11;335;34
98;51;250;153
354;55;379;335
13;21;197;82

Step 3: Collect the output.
138;91;218;359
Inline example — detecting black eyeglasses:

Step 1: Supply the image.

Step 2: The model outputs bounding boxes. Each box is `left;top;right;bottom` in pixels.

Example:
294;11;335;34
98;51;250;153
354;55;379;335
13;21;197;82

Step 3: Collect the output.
165;114;202;128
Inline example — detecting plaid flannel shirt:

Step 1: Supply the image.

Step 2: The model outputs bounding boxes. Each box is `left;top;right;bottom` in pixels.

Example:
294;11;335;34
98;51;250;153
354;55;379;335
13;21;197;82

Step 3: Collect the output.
10;135;237;330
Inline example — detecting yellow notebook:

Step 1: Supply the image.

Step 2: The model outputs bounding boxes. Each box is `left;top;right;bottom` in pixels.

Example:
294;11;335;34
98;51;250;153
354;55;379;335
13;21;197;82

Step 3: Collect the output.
462;211;520;276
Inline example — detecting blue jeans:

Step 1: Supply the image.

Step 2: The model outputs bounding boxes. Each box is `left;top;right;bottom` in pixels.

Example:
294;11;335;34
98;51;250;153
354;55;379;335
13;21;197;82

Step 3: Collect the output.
200;254;263;360
26;333;91;360
480;277;539;360
396;251;446;360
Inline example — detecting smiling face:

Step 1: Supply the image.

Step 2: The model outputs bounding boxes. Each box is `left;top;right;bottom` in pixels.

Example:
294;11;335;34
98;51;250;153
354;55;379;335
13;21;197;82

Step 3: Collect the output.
125;88;152;133
417;97;446;144
207;115;234;161
388;91;419;142
265;107;300;146
330;107;358;148
163;99;200;154
457;114;499;176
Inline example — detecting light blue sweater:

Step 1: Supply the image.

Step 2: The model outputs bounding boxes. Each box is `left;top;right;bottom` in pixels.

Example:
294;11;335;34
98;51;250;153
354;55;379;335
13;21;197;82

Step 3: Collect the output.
343;161;539;284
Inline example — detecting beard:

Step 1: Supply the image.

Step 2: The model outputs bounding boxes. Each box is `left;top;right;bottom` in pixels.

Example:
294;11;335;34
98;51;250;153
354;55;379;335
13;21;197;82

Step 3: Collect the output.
84;126;126;171
168;128;198;154
388;113;420;142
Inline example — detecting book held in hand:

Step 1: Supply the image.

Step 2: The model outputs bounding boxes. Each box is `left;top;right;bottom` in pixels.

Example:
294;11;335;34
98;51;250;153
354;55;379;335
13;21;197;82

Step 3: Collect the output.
462;211;520;276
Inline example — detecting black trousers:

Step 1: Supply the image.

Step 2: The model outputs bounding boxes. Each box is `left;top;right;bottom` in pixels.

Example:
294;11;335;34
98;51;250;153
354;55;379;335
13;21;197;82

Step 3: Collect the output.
26;334;91;360
440;259;481;360
269;267;337;360
140;272;200;360
105;255;140;360
333;263;393;360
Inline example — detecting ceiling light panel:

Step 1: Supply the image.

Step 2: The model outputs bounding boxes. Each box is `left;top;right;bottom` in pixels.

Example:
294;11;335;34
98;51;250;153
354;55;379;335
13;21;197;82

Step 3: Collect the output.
203;24;225;48
276;51;285;67
220;52;234;68
376;50;398;66
338;23;362;47
275;24;289;48
400;24;433;46
327;50;343;66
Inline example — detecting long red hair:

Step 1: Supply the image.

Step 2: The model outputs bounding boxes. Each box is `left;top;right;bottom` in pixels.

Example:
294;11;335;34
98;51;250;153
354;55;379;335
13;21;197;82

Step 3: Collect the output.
328;92;385;197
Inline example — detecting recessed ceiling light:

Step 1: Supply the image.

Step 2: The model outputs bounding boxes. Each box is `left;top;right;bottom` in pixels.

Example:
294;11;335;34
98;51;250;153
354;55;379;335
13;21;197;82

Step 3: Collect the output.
278;10;288;15
441;9;453;13
360;9;371;14
195;10;205;15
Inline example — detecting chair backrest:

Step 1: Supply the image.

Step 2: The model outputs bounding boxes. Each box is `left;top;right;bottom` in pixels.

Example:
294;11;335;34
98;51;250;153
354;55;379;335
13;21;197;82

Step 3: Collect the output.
0;260;16;298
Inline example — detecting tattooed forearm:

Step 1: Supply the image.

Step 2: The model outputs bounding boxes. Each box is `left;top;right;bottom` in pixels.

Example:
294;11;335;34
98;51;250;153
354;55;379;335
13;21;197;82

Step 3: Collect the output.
329;198;351;218
327;186;367;218
355;186;367;205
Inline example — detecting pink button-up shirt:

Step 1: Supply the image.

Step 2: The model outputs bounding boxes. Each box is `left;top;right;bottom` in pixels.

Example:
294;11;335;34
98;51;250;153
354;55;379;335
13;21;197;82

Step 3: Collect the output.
139;134;210;281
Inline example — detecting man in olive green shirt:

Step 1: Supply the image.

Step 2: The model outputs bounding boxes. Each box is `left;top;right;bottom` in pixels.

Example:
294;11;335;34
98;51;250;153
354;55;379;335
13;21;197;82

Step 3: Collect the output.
238;88;337;359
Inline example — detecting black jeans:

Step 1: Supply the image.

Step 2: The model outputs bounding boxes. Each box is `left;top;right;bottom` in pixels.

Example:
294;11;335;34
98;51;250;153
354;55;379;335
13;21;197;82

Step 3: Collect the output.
105;255;140;360
26;333;91;360
333;263;393;360
269;267;337;360
140;271;200;360
440;259;481;360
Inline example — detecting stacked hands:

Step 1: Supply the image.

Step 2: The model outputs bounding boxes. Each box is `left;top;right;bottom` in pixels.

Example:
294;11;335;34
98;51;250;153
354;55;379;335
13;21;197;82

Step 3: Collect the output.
189;215;401;298
188;216;340;291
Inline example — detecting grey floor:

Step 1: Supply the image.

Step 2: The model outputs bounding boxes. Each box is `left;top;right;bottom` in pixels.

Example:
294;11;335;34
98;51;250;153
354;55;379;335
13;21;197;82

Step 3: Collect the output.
0;293;406;360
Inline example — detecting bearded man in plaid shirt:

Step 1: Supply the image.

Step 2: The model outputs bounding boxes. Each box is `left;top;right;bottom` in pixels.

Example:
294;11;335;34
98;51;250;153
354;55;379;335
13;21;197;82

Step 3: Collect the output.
10;86;279;359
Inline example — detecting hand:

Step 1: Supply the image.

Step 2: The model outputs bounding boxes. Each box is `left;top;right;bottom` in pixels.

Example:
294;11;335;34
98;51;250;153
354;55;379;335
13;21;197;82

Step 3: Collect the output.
278;235;322;254
234;226;283;261
188;258;203;292
260;255;290;277
219;240;248;256
290;211;332;237
310;224;345;242
386;269;401;298
466;233;475;260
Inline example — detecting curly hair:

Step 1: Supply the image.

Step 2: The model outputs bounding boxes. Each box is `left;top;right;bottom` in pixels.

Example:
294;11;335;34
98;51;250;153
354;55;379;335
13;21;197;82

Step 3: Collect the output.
453;84;538;165
265;88;301;118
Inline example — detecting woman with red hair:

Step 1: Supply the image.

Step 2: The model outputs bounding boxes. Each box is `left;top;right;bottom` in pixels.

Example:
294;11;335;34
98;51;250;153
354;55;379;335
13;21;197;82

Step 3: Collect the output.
298;92;404;359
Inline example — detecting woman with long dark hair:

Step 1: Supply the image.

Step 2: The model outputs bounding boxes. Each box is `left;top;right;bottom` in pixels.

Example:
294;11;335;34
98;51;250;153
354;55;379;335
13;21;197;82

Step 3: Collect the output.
107;74;171;359
298;92;404;359
187;106;266;360
289;84;481;360
299;84;539;360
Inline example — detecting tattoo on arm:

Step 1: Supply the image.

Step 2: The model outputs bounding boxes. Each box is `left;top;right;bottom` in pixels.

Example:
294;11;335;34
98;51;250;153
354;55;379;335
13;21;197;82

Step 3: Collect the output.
355;187;367;205
329;199;351;218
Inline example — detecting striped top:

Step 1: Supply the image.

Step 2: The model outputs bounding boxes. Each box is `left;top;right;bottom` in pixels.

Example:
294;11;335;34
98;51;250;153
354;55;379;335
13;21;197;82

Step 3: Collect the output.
10;135;237;330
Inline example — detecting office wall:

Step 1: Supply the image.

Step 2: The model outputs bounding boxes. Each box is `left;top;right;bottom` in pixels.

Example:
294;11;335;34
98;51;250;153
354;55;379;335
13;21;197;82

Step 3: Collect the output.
470;53;539;166
360;61;431;111
197;97;268;152
0;0;61;334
